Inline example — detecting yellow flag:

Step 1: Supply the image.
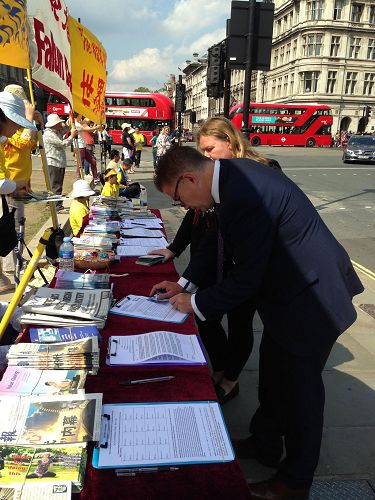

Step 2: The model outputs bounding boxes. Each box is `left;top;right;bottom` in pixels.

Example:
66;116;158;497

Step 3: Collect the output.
0;0;29;69
68;16;107;124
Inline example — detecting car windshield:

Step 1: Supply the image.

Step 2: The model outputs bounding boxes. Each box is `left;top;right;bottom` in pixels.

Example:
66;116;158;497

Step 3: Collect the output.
348;136;375;146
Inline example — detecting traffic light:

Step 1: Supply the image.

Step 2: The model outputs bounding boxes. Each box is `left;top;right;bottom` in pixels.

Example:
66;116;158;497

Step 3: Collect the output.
175;83;186;113
207;43;225;97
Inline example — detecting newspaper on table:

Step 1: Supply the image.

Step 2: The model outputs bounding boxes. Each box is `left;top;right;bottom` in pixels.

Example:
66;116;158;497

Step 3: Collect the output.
0;444;86;493
0;393;102;445
20;288;112;329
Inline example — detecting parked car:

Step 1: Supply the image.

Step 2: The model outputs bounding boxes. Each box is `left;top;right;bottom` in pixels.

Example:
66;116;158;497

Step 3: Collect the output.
343;135;375;163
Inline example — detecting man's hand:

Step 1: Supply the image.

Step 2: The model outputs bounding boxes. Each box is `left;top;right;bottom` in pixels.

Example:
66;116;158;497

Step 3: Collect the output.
149;281;184;300
148;248;175;262
170;293;193;314
70;129;78;139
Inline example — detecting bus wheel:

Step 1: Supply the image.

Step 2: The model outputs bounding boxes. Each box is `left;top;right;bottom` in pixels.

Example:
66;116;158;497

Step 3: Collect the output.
306;138;316;147
251;136;261;146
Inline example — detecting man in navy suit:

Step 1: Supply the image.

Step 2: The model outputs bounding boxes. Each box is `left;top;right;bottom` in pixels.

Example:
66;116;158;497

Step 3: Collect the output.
151;146;363;499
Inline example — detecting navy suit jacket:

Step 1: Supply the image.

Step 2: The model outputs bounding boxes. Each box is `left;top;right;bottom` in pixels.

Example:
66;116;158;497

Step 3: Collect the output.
185;158;364;355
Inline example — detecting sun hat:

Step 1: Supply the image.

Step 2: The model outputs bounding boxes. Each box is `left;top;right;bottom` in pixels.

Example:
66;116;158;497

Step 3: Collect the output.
0;91;37;130
121;122;131;130
104;169;118;179
45;113;65;128
3;84;28;101
71;179;96;198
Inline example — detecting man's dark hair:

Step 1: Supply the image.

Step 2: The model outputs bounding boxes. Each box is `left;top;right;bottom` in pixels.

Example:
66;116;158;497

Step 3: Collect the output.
110;149;120;160
154;146;210;191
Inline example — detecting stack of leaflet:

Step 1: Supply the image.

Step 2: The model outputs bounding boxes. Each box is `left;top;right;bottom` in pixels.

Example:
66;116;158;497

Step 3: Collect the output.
89;204;120;220
55;270;111;290
120;207;156;218
19;288;112;328
7;338;100;373
84;220;121;234
117;217;167;257
94;195;133;209
72;235;117;250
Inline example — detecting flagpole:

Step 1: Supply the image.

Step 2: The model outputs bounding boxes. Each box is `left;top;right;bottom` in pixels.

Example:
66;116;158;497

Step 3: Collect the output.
26;68;59;229
69;107;84;179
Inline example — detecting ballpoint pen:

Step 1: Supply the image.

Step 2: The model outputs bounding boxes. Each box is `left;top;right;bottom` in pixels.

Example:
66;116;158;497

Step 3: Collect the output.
115;467;179;476
119;376;175;385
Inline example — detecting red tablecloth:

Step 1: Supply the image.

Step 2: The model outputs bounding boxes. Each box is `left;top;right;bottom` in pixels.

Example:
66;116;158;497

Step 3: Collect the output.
24;211;251;500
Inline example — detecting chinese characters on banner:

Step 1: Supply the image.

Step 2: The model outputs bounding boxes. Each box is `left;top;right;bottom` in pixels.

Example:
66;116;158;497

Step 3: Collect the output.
0;0;29;69
27;0;72;105
68;16;107;124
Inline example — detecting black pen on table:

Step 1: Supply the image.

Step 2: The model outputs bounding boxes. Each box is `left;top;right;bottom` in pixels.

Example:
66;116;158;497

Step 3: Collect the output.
115;466;179;475
119;376;175;386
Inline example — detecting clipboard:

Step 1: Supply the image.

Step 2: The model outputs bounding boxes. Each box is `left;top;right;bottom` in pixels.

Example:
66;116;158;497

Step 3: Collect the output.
92;401;235;469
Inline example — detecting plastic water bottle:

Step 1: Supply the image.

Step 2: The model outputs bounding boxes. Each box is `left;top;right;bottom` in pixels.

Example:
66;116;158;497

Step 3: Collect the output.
140;186;147;208
59;237;74;271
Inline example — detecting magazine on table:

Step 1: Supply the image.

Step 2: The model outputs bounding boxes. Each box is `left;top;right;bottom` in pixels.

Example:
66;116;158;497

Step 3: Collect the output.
0;393;102;446
29;326;100;344
0;444;86;493
0;367;86;396
21;288;112;323
107;331;207;366
0;481;72;499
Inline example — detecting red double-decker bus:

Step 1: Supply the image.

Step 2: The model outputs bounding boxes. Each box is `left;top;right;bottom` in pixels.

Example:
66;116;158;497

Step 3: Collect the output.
47;91;175;145
229;103;332;147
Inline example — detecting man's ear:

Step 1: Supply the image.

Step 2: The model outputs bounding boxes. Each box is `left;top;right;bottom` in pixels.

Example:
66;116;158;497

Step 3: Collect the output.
183;172;198;184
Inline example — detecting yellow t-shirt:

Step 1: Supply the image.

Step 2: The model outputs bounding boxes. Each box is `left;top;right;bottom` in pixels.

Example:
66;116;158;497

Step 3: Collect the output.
101;182;119;197
4;128;37;181
0;144;6;180
69;199;89;236
133;132;145;151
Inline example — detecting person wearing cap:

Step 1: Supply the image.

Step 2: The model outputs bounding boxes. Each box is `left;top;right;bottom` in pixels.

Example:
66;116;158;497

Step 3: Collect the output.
121;122;135;172
43;114;78;213
101;168;123;197
69;180;95;237
74;114;100;184
0;90;37;292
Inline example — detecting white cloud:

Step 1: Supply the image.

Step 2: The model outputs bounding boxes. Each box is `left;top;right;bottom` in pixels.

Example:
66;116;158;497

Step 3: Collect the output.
109;48;175;90
162;0;231;36
175;28;226;56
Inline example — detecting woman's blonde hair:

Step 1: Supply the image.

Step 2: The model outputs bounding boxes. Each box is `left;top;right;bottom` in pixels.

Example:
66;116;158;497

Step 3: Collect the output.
197;116;268;165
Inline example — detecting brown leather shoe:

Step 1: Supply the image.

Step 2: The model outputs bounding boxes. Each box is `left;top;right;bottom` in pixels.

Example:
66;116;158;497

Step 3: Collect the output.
248;477;309;499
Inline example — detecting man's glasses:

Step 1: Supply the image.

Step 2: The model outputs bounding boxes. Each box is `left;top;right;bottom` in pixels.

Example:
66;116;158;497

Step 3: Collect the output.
172;175;184;205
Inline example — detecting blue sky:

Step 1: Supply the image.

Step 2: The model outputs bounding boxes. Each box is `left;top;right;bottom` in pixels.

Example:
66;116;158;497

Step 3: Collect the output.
65;0;232;91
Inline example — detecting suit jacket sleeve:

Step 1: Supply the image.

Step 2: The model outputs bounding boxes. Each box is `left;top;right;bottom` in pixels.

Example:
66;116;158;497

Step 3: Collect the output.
167;209;195;257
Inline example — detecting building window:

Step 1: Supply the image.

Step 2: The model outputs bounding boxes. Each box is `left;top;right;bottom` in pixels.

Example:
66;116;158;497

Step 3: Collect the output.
334;0;343;20
271;79;276;98
349;37;361;58
290;74;294;94
326;71;337;93
280;46;285;64
303;34;323;56
277;77;282;95
300;71;320;93
370;6;375;24
330;36;340;57
351;4;363;22
292;39;298;59
363;73;375;94
345;72;357;94
368;39;375;59
283;75;288;95
307;0;323;21
273;48;279;68
286;43;291;61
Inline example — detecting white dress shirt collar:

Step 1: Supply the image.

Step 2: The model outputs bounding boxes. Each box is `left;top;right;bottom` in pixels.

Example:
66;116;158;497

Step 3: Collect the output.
211;160;220;204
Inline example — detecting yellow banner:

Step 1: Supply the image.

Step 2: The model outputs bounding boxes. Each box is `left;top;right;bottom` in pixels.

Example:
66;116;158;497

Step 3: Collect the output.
68;16;107;124
0;0;29;69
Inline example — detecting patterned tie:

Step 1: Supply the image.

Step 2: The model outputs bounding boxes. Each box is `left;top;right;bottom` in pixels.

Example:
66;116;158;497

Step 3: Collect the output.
214;204;224;283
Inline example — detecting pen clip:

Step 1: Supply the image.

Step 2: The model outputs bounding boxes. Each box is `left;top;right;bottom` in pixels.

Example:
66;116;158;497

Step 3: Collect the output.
99;414;111;448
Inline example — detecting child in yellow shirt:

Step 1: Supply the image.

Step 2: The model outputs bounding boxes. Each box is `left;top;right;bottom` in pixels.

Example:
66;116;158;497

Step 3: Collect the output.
101;169;120;197
69;180;95;236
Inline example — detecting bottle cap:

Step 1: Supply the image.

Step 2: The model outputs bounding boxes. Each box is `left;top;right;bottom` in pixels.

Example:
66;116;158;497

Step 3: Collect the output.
63;237;71;243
